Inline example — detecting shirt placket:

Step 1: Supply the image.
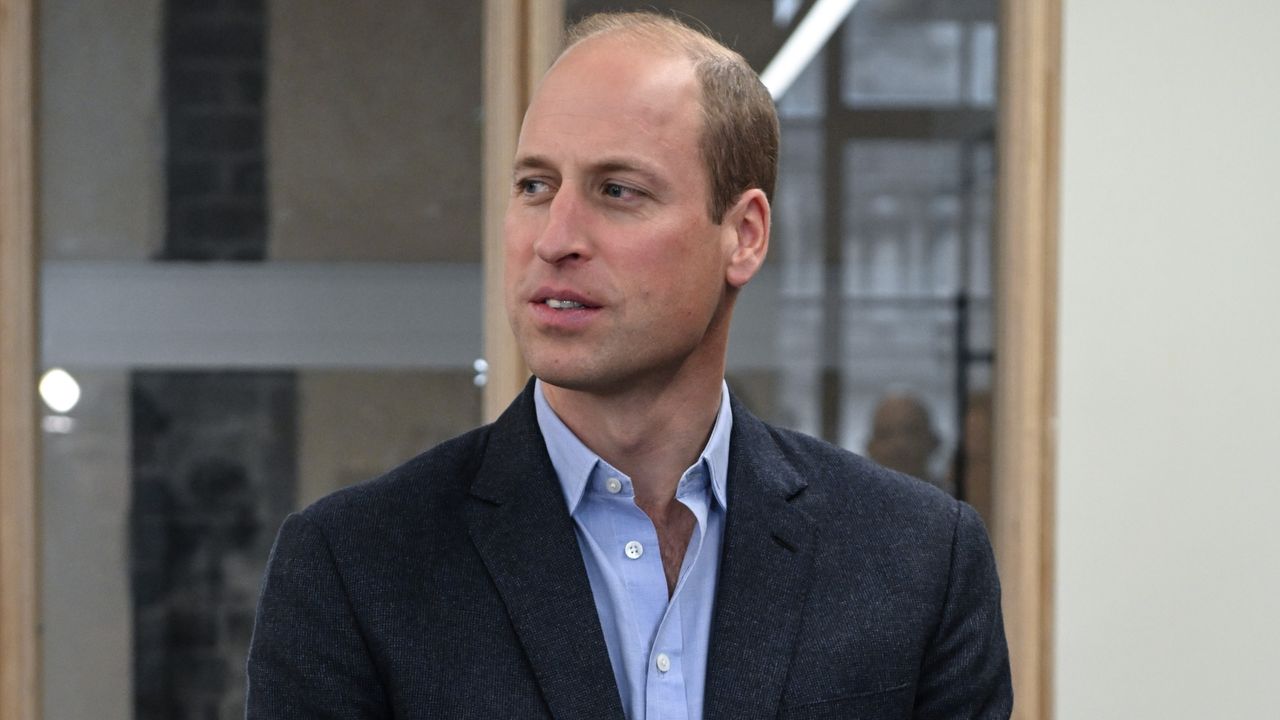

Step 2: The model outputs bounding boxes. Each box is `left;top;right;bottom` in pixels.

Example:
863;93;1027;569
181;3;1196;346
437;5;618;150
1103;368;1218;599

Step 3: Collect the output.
602;477;668;720
643;473;709;720
645;600;687;720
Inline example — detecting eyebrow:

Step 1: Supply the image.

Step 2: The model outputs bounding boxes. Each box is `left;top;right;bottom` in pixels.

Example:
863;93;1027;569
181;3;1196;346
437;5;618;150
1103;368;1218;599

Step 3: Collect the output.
512;154;668;190
512;154;556;176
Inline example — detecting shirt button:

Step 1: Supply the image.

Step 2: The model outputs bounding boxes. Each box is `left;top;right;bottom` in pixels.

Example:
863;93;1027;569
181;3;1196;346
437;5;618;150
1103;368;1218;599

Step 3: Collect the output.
606;477;622;494
624;540;644;560
655;653;671;673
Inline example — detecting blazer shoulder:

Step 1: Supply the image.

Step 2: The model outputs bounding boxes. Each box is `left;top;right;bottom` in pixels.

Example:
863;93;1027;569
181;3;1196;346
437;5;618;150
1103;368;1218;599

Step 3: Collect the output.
764;419;954;506
298;422;494;533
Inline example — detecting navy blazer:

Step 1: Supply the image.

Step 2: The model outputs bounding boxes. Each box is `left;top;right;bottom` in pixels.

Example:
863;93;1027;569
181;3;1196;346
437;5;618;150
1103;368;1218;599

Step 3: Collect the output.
247;382;1012;719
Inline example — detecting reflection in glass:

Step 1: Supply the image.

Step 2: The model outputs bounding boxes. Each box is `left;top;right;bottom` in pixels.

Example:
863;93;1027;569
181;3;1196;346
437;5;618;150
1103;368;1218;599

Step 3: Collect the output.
774;0;997;508
39;1;485;717
39;367;81;413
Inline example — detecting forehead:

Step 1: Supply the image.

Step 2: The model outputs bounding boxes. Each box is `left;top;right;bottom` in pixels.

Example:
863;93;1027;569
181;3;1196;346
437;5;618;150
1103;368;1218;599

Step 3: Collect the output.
517;35;704;167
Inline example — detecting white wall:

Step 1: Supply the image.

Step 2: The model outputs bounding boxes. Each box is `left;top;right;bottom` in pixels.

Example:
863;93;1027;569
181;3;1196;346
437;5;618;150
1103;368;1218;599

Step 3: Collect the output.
1055;2;1280;718
40;0;162;261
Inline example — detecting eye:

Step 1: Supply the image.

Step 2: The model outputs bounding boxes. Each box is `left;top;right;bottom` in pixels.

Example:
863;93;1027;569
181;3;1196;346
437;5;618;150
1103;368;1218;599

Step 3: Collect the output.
602;182;642;200
515;177;552;196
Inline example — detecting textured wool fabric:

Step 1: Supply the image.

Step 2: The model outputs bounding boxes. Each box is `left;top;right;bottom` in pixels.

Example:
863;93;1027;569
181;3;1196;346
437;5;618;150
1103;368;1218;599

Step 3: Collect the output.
246;380;1012;719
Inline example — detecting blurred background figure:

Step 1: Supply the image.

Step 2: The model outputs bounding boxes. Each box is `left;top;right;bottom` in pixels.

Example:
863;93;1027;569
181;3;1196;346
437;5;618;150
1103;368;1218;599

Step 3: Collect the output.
866;391;948;494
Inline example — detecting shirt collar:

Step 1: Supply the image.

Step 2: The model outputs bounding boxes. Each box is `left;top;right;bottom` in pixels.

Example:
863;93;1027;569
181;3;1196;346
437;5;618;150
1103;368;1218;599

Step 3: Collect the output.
534;378;732;515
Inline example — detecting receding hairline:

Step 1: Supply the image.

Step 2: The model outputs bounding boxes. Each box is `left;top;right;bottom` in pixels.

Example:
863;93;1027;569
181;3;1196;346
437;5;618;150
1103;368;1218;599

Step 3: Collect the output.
555;11;780;222
559;11;742;68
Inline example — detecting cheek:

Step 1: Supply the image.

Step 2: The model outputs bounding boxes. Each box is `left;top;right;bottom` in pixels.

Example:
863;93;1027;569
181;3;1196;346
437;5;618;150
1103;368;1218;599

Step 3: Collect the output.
503;230;530;264
638;254;724;323
503;209;540;260
502;233;533;309
672;231;730;298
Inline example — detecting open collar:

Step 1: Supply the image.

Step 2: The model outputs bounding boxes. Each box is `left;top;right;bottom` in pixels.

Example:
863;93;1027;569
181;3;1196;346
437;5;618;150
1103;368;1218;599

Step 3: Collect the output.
533;378;732;515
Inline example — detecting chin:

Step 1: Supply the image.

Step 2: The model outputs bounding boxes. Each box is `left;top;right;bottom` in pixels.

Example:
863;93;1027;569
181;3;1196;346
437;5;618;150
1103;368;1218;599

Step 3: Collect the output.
528;364;603;393
522;349;587;388
526;355;635;396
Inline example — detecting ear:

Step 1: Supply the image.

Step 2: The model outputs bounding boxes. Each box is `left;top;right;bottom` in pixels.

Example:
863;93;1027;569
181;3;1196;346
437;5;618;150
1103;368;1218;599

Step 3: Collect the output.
721;188;770;289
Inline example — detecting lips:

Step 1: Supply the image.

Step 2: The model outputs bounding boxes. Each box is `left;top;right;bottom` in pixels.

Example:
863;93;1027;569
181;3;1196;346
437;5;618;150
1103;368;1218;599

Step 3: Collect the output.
526;287;602;330
530;288;601;309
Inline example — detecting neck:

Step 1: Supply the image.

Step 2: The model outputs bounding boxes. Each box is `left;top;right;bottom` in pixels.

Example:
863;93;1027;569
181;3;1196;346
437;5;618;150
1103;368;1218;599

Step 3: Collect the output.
541;367;724;509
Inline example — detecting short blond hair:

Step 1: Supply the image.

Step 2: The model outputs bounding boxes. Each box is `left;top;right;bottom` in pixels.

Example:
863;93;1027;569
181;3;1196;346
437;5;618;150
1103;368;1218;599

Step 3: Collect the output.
563;12;779;223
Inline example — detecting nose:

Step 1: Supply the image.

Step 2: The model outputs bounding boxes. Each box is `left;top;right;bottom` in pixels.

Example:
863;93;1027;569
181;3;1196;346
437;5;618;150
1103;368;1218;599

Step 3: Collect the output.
533;188;592;265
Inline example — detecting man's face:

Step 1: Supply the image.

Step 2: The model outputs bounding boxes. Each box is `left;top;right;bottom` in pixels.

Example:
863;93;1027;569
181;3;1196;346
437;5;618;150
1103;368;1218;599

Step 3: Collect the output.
504;36;742;394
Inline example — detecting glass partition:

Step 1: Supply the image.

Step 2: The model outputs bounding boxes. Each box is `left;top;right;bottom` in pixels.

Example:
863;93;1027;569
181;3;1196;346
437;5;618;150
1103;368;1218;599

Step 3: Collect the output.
38;2;484;717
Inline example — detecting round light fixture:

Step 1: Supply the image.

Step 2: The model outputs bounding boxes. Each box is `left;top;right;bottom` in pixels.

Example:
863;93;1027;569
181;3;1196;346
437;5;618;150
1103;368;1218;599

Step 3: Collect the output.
39;368;81;414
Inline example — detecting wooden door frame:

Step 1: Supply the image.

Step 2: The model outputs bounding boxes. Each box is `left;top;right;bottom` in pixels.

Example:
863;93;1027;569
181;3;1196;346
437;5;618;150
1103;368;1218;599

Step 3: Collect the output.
0;0;41;717
1;0;1060;716
994;0;1061;717
481;0;564;419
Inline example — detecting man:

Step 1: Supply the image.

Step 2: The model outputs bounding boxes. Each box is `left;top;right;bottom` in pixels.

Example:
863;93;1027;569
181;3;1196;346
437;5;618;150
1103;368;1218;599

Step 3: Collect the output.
247;12;1011;720
867;392;946;493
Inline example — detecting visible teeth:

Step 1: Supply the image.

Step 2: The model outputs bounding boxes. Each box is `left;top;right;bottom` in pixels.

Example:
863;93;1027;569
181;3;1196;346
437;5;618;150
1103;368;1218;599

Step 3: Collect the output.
545;298;585;309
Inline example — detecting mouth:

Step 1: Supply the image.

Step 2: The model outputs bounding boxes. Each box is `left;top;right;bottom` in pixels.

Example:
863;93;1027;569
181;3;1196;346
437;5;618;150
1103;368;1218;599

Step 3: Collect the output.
526;289;602;329
531;290;600;311
544;298;587;310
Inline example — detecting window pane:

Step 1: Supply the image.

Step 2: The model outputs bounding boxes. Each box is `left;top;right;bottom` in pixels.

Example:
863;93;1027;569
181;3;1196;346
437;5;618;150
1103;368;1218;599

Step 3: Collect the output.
844;11;966;106
38;1;485;717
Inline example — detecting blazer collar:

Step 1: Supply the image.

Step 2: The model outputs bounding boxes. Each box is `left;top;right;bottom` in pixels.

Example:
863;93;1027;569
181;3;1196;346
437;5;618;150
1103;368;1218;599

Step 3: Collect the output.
704;394;817;720
464;379;627;720
465;382;818;720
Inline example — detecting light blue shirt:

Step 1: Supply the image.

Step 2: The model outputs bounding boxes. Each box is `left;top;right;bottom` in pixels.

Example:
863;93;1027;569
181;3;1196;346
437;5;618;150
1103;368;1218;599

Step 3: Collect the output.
534;379;731;720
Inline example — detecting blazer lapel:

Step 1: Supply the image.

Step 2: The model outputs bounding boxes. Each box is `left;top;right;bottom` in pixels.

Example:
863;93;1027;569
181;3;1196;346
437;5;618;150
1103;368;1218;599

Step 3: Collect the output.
464;383;626;720
704;397;817;720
